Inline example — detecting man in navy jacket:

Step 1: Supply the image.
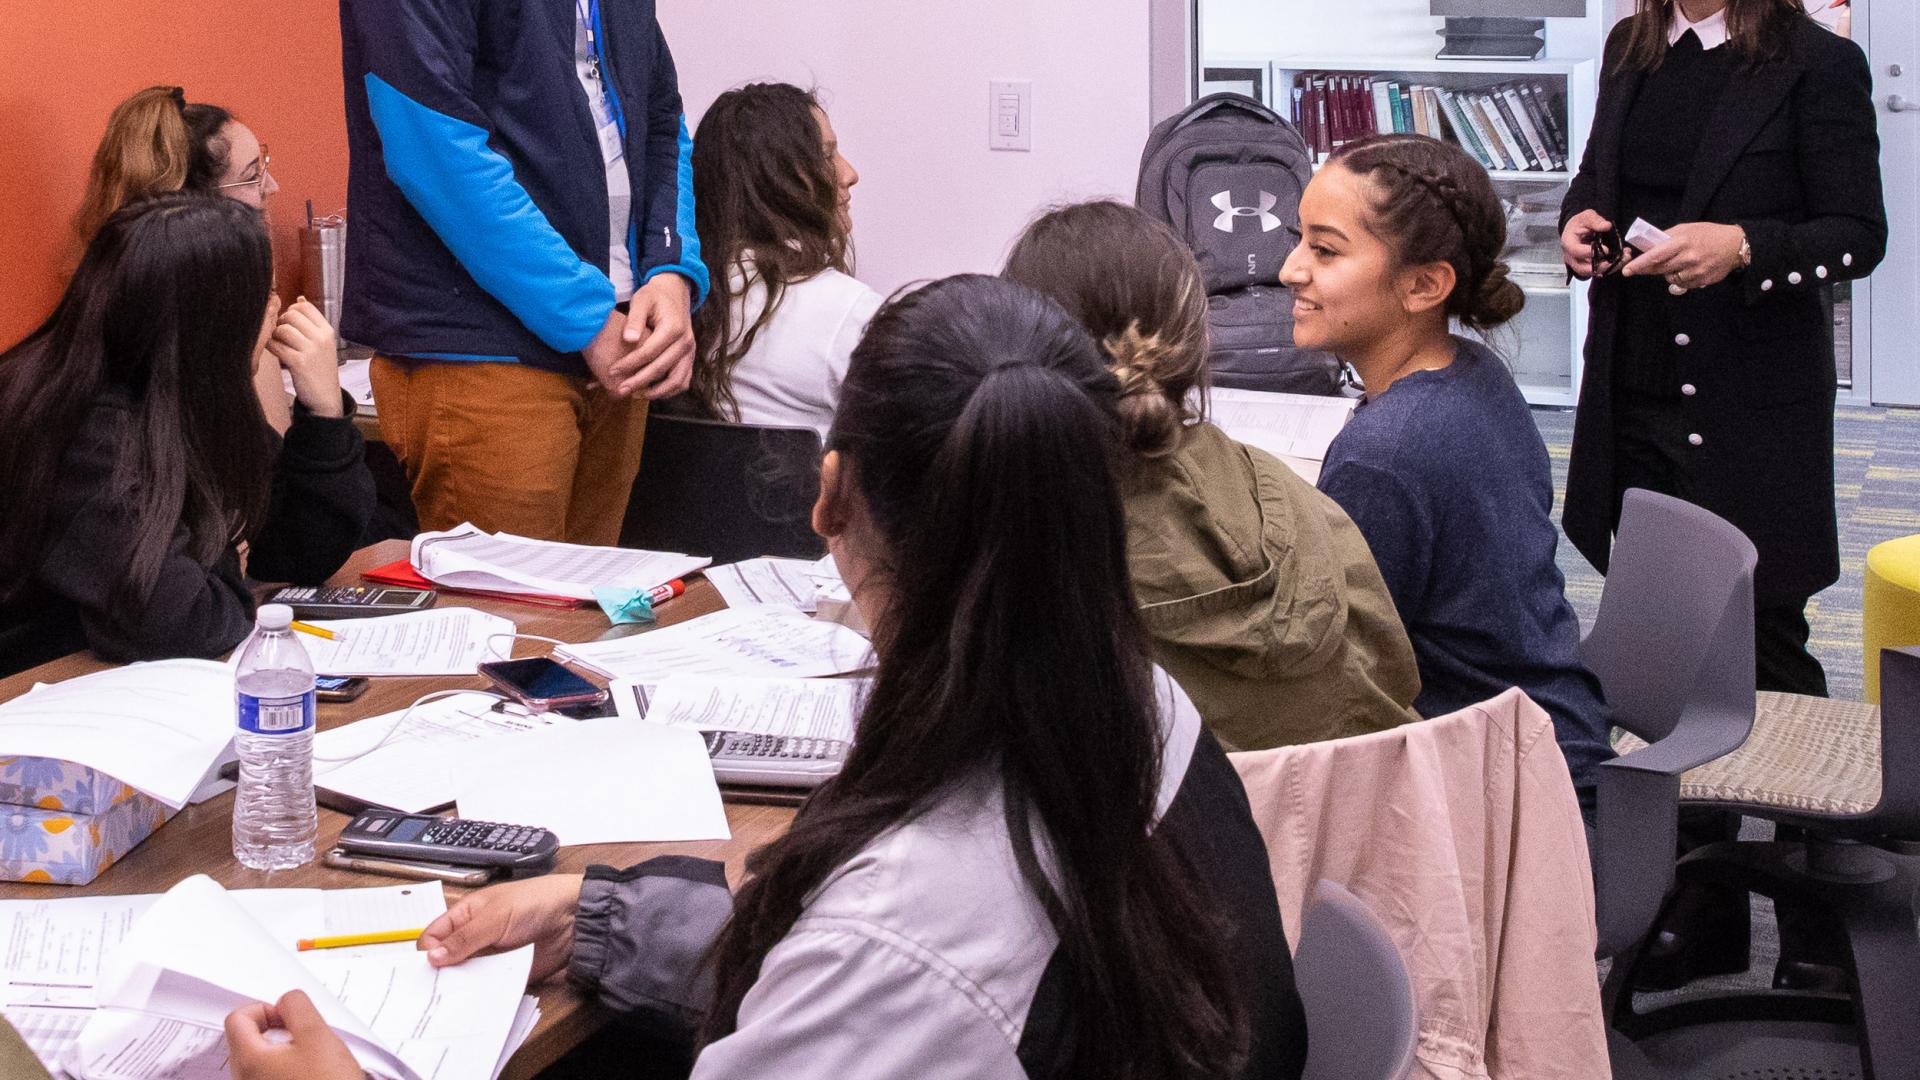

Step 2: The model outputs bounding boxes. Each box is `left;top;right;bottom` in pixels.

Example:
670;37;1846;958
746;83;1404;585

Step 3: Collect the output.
339;0;708;543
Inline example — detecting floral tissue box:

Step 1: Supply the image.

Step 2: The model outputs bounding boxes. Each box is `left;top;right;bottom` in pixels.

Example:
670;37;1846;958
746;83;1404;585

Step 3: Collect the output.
0;756;175;885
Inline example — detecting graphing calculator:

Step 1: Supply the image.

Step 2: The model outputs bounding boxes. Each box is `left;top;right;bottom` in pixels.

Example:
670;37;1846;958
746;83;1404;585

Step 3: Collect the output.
704;731;848;790
268;585;437;619
337;813;559;876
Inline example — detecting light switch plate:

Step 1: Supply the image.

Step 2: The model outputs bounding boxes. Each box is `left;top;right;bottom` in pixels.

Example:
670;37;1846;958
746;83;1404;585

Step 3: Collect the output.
989;80;1032;151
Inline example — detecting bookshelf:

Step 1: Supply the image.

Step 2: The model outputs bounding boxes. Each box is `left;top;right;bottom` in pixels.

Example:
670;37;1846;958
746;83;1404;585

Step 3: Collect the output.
1206;51;1597;406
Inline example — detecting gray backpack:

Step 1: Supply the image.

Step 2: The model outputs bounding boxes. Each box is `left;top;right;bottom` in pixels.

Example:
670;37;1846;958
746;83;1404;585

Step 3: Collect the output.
1136;93;1343;395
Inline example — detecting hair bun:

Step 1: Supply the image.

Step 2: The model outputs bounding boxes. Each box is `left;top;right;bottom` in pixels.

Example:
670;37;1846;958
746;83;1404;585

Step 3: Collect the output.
1464;260;1526;330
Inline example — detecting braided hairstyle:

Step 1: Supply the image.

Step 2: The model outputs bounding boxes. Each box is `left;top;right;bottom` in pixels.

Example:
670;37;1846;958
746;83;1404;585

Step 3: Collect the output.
1328;134;1524;331
1003;201;1209;460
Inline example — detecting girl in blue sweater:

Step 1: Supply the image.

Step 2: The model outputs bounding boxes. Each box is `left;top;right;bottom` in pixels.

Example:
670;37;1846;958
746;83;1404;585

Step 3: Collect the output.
1283;134;1611;810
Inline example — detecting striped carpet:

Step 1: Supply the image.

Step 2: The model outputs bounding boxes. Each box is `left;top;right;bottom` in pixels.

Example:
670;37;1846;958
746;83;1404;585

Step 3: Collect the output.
1533;404;1920;703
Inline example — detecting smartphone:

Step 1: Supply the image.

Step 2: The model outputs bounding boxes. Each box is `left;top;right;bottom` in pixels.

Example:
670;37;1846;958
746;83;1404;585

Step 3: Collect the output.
315;675;370;703
323;847;495;886
478;656;608;711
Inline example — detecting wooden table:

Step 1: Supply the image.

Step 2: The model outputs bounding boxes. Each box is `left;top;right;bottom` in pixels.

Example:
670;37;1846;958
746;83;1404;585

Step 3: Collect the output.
0;541;796;1079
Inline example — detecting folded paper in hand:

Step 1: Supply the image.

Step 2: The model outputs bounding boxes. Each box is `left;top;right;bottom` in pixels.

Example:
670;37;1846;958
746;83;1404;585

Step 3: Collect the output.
63;875;533;1080
411;523;710;602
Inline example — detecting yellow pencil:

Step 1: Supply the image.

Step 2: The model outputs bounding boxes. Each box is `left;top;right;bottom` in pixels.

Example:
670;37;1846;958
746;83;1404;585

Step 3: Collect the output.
289;620;337;641
296;928;424;951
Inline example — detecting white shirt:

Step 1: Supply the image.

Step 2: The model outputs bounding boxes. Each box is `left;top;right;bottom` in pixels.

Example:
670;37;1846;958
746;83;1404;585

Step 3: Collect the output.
1668;2;1730;50
724;262;883;437
573;12;635;299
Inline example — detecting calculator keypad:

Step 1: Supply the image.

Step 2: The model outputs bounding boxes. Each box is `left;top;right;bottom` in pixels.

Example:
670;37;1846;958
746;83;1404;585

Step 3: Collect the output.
421;819;549;853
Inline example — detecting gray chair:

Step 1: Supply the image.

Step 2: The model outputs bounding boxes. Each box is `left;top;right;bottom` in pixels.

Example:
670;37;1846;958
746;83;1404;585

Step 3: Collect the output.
1594;490;1920;1077
619;413;827;565
1293;879;1417;1080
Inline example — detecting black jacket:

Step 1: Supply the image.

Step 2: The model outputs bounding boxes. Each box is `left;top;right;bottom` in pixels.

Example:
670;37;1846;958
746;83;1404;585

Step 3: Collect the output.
1;391;374;674
1560;15;1886;606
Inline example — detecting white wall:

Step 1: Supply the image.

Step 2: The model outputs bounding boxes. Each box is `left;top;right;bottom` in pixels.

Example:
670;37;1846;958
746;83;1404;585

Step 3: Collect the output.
659;0;1154;296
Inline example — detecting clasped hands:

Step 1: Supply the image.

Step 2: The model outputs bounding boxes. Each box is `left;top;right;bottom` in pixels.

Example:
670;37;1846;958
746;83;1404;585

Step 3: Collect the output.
584;273;696;399
1560;210;1747;293
225;873;586;1080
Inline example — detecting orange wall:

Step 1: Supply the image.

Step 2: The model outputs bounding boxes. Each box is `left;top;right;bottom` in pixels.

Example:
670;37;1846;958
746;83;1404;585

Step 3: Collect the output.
0;3;348;346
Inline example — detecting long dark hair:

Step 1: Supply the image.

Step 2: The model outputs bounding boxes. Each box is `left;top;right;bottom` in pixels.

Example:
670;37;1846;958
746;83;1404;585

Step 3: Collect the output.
1330;134;1526;330
1620;0;1807;72
1004;200;1211;459
0;194;277;607
688;83;852;420
73;86;236;245
701;275;1248;1077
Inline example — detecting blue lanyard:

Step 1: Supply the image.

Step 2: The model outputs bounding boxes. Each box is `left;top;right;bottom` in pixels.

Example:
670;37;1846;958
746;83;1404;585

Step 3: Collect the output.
575;0;627;134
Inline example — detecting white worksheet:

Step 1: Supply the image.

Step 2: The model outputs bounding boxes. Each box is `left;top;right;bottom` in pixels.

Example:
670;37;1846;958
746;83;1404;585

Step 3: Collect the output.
1;885;448;1079
617;676;861;744
62;876;531;1080
411;524;709;601
313;693;559;814
0;661;234;808
298;608;516;677
556;605;873;682
456;719;730;846
703;558;822;612
1203;387;1358;480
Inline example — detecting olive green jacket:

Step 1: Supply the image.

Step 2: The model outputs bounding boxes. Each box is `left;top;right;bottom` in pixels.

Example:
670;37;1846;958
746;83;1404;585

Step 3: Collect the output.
1125;422;1421;751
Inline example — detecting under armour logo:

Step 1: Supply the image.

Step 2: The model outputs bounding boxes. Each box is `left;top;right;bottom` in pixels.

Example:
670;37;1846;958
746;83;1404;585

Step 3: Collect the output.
1212;190;1281;234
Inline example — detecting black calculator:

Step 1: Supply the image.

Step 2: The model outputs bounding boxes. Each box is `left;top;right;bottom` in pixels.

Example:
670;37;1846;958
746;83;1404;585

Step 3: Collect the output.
337;812;559;876
268;585;437;619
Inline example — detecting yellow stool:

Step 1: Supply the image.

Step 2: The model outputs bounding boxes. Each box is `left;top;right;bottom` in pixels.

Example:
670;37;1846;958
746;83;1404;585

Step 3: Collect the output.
1864;534;1920;702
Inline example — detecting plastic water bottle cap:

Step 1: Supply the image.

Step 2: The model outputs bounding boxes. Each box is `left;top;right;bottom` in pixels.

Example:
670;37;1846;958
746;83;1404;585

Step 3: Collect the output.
256;604;294;630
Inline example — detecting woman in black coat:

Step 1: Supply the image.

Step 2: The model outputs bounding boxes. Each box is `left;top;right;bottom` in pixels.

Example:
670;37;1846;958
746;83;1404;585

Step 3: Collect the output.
1560;0;1886;696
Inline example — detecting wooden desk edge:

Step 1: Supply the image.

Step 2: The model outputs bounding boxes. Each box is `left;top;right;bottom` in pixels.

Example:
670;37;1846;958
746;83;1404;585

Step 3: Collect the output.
0;539;795;1076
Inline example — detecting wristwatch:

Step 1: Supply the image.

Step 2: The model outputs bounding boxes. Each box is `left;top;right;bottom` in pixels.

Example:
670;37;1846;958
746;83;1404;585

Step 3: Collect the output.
1736;229;1752;270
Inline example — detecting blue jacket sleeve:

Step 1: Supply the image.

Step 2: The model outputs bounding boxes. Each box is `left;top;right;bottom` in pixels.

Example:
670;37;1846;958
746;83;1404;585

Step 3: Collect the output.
343;0;615;353
634;20;709;305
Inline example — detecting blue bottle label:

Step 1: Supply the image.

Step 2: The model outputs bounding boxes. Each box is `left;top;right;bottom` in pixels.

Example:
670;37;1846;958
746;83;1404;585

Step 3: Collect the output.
237;691;316;734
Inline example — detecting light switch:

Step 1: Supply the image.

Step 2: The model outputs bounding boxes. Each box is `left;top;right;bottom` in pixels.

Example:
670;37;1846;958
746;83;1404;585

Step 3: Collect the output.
989;80;1032;151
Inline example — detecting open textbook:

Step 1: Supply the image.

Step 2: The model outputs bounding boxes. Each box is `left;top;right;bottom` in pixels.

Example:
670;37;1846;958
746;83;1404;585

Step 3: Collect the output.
1202;388;1358;482
0;877;537;1080
411;524;710;602
0;661;233;809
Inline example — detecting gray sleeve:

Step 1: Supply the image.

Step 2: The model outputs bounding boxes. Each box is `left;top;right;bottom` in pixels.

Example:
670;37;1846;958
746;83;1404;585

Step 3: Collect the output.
567;856;733;1032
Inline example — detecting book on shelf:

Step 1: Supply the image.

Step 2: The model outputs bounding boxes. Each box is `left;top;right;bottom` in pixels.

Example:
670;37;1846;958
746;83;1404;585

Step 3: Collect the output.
1289;72;1571;174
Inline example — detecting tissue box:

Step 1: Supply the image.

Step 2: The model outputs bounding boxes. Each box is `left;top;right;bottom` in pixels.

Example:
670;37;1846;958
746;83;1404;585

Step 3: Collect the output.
0;757;176;885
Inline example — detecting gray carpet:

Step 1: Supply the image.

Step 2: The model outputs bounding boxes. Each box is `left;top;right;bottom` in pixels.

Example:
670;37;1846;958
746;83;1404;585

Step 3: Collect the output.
1533;403;1920;703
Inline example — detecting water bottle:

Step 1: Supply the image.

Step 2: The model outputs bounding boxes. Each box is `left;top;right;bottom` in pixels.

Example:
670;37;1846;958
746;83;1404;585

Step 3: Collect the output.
232;604;318;870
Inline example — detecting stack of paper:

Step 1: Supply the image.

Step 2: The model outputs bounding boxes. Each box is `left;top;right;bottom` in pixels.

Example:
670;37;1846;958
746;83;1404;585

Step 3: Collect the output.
0;661;233;809
614;676;860;744
1202;388;1358;482
313;692;566;814
454;719;731;846
2;880;538;1080
556;605;872;682
411;524;711;602
297;607;515;677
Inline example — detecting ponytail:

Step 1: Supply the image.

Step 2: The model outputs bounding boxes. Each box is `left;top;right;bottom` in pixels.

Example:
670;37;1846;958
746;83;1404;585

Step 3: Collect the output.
73;88;237;248
701;276;1247;1078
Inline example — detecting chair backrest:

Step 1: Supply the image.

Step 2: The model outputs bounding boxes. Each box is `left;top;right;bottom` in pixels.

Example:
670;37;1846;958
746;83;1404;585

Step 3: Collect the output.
1866;646;1920;834
1580;488;1757;752
1294;880;1418;1080
1583;489;1758;959
619;413;827;565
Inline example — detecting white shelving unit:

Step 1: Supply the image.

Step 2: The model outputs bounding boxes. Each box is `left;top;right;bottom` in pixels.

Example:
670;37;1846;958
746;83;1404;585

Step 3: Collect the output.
1207;51;1597;406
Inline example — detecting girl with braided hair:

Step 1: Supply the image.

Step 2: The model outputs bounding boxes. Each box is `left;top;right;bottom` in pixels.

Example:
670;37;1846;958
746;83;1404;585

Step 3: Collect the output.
1004;200;1421;751
1283;133;1613;816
